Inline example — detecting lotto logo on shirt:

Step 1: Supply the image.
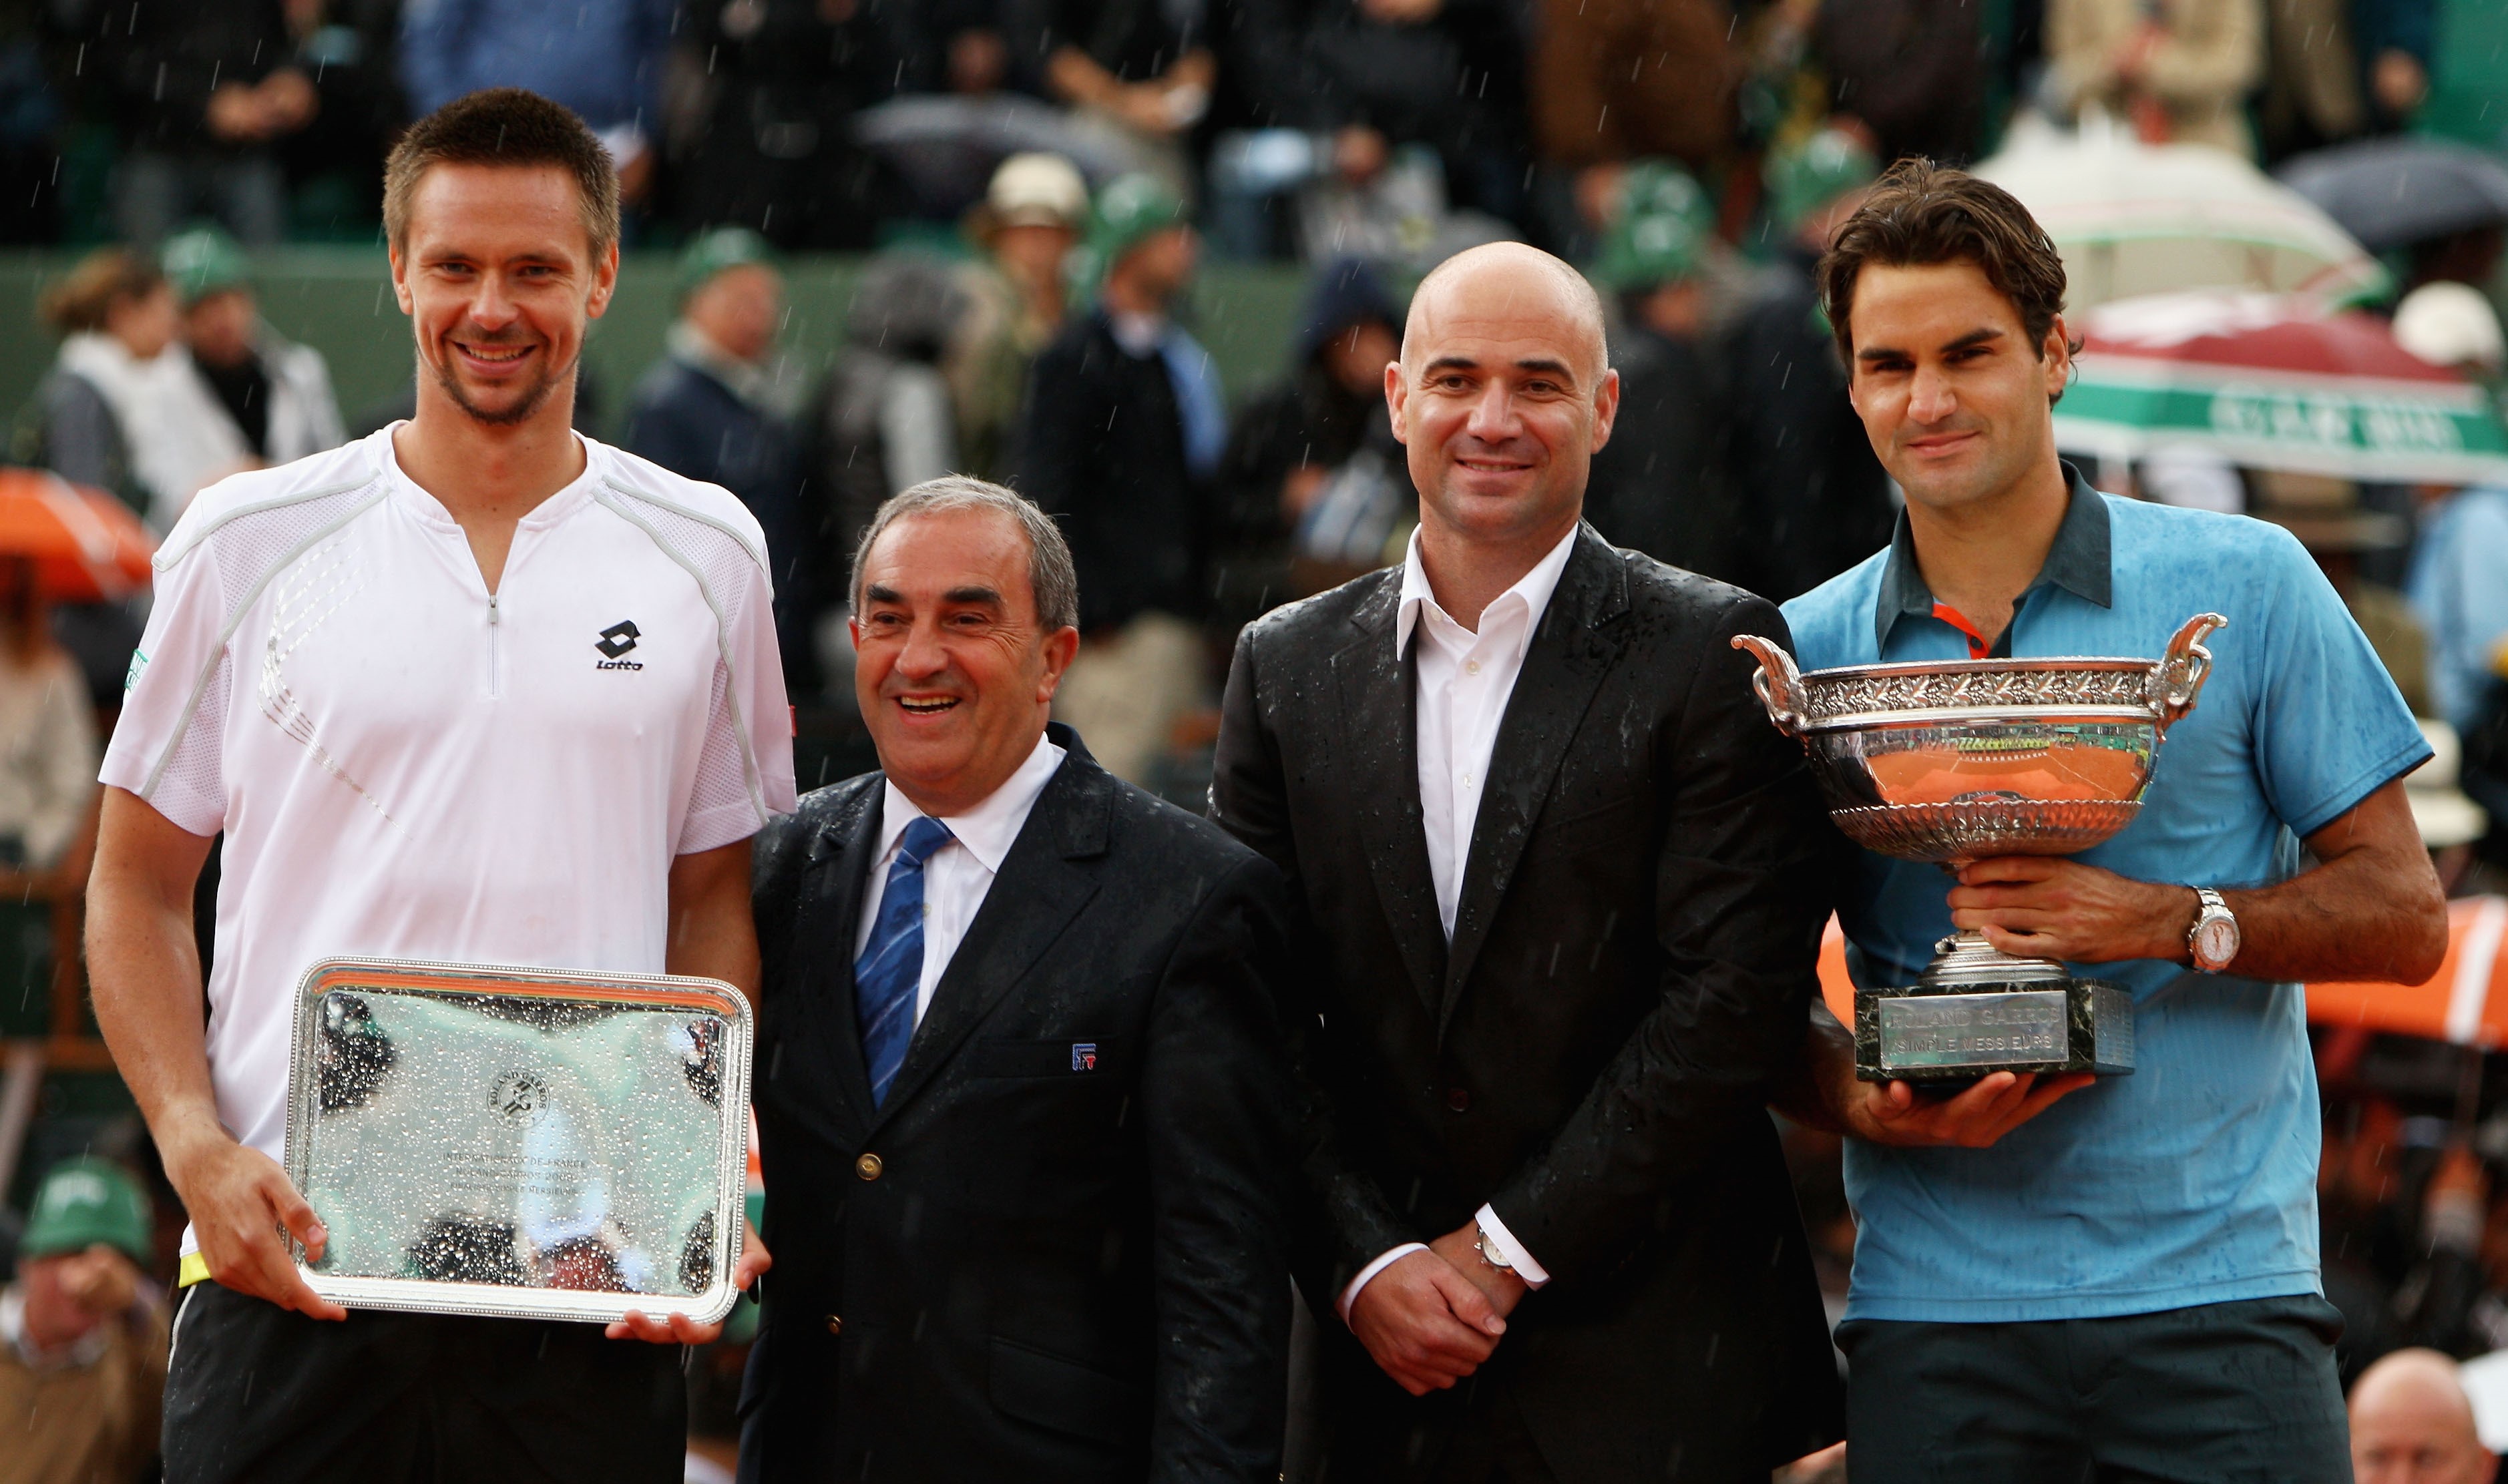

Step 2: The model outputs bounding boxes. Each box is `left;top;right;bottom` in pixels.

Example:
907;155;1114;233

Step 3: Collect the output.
594;620;644;671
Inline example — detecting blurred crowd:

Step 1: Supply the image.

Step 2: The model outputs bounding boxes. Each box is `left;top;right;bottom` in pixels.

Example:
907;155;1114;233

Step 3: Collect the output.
0;0;2471;255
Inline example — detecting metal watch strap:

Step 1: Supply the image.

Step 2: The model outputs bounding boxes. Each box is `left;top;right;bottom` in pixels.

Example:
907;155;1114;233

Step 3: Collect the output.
2189;887;2232;972
1473;1222;1514;1275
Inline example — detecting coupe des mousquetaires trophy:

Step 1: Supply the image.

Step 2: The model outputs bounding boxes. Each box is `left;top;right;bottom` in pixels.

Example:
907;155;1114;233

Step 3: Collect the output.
1731;613;2226;1082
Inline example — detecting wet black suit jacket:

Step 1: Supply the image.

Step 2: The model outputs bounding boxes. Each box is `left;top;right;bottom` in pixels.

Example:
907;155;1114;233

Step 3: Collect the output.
741;727;1293;1483
1210;525;1846;1481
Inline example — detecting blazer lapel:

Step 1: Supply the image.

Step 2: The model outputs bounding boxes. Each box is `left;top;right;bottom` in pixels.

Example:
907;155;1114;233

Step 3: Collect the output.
799;786;884;1130
863;742;1108;1132
1331;575;1448;1017
1440;527;1629;1032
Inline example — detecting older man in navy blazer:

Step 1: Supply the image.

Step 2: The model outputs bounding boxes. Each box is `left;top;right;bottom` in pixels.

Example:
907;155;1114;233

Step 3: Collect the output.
742;477;1293;1483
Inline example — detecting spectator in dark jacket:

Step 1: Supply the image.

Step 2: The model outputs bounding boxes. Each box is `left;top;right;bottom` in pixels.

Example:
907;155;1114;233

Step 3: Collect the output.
1583;186;1741;581
1214;257;1406;623
1005;0;1215;200
1017;173;1225;785
1532;0;1739;180
103;0;315;244
624;228;813;688
1238;0;1528;228
672;0;928;248
400;0;677;208
1721;127;1894;601
1815;0;1987;166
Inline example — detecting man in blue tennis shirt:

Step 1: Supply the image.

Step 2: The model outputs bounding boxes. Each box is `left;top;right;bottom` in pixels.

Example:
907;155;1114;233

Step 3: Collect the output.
1778;160;2451;1479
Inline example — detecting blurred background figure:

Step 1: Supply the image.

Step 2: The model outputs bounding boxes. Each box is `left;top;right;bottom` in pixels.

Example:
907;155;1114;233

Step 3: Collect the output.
1019;173;1221;788
948;152;1088;483
163;225;345;477
1583;176;1736;578
2396;283;2508;741
275;0;409;239
1724;127;1895;602
2351;1348;2500;1484
668;0;925;248
13;248;242;532
0;551;96;876
625;228;813;696
2250;469;2433;716
1812;0;1988;166
803;253;969;708
0;1157;166;1484
101;0;316;244
399;0;676;216
2047;0;2265;156
1215;256;1405;621
2258;0;2435;162
1531;0;1739;196
1006;0;1215;202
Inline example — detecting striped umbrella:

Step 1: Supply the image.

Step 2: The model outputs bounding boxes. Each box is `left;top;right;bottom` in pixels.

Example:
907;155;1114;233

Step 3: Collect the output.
1975;135;2386;310
2054;290;2508;486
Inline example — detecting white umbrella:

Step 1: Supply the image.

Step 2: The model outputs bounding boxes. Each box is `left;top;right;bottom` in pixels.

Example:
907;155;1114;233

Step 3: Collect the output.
1974;134;2386;310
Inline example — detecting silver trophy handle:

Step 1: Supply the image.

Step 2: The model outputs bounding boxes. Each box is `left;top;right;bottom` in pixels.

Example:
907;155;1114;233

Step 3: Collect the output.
1731;634;1809;736
2147;613;2228;732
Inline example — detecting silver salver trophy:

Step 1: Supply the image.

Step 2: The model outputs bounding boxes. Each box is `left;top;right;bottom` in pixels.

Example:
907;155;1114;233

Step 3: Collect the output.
282;958;751;1324
1731;613;2226;1083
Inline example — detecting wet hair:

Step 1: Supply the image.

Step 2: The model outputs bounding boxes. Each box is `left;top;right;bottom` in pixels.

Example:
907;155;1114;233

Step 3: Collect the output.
1818;158;2077;366
383;87;620;260
851;477;1080;633
39;248;166;334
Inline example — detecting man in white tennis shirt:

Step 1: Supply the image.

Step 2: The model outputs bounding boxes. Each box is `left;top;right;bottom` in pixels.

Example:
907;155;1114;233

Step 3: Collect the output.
84;88;795;1483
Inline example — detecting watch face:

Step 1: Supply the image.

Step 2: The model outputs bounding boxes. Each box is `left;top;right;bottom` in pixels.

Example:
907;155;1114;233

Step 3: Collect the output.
2196;917;2238;967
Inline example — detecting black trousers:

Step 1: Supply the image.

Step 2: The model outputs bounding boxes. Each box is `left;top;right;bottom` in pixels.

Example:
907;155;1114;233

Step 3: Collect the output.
1836;1294;2351;1484
162;1282;688;1484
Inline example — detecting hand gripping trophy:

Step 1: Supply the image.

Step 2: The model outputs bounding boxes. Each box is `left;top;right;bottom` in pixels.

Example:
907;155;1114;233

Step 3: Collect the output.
1733;614;2226;1082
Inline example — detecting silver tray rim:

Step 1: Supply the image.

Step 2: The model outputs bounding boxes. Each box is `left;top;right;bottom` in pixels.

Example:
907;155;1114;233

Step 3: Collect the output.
1792;653;2164;684
284;955;752;1326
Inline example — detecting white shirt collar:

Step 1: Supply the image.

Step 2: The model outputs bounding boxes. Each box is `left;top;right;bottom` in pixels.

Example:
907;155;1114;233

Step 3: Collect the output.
877;730;1067;875
1394;523;1582;660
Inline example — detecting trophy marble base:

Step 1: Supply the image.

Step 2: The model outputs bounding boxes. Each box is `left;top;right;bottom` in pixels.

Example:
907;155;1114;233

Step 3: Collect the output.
1854;978;2136;1083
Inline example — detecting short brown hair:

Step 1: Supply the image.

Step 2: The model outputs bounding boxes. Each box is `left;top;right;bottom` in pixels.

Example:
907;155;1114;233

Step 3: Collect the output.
383;88;620;260
39;248;164;334
1818;158;2074;368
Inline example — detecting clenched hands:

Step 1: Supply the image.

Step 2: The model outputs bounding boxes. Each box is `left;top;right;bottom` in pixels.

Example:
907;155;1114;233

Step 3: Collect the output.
1348;1233;1514;1395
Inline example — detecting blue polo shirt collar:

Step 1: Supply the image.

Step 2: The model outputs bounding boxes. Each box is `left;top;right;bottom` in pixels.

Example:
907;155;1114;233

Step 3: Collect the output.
1874;461;2115;654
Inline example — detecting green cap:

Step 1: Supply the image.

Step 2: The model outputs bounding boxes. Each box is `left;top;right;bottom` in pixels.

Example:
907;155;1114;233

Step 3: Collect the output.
676;226;779;303
1765;126;1880;234
1596;208;1704;292
19;1158;152;1264
160;224;250;305
1086;173;1189;273
1614;160;1715;238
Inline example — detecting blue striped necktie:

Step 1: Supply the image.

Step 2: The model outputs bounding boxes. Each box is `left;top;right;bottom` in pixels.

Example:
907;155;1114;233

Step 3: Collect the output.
855;815;954;1106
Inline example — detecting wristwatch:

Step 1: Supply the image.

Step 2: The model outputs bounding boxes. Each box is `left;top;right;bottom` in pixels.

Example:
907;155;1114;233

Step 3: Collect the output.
1472;1218;1516;1277
2188;887;2240;973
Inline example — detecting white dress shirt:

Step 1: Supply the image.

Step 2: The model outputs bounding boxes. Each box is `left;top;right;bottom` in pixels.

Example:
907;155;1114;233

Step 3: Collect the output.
854;732;1067;1026
1337;525;1579;1322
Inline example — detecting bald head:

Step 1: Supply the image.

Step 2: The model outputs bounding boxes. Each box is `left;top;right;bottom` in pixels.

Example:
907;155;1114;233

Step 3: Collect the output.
1403;242;1609;383
1386;243;1620;593
2352;1349;2499;1484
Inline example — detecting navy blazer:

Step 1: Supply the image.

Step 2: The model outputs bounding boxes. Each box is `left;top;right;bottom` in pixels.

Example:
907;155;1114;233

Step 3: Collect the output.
740;727;1294;1483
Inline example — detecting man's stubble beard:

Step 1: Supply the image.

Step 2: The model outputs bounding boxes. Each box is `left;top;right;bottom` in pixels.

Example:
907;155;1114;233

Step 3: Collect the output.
427;346;574;429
